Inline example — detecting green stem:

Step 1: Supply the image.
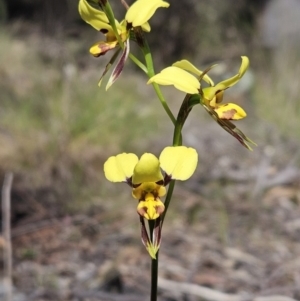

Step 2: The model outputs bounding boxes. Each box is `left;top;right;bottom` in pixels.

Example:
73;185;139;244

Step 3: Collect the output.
173;94;200;145
129;53;148;74
163;94;201;224
150;254;158;301
152;82;176;125
135;29;176;125
100;1;124;47
161;180;175;225
130;28;175;301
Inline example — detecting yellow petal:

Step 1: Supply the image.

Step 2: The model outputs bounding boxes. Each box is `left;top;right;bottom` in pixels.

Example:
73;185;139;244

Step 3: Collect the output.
132;184;165;203
214;103;247;120
172;60;215;86
141;22;151;32
78;0;112;31
132;153;163;185
89;40;118;56
202;86;219;102
148;66;200;94
132;182;166;199
137;194;165;220
125;0;170;27
213;56;250;92
104;153;138;182
159;146;198;180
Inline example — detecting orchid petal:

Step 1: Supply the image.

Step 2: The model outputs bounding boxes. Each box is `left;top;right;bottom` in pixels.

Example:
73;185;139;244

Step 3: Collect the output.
148;66;200;94
132;183;166;199
125;0;170;27
140;217;160;259
213;56;249;91
106;39;130;90
137;194;165;220
78;0;112;31
159;146;198;180
104;153;138;182
203;104;256;150
214;103;247;120
89;40;119;57
97;48;122;87
173;60;215;86
141;22;151;32
132;153;163;185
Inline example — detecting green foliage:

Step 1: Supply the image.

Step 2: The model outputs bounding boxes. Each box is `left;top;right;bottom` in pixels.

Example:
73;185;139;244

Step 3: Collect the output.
0;30;160;202
254;47;300;140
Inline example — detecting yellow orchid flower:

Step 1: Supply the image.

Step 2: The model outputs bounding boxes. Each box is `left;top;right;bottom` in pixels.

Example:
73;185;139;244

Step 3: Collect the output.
148;57;255;149
104;147;197;219
78;0;170;88
79;0;170;56
79;0;126;57
200;56;249;120
149;56;249;120
104;146;198;258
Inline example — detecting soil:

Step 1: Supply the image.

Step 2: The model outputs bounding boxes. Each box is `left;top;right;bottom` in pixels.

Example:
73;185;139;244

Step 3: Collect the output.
2;171;300;301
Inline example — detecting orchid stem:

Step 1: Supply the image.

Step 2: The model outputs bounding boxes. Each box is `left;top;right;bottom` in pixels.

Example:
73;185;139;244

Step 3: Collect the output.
150;255;158;301
135;29;176;125
129;53;148;73
99;1;124;47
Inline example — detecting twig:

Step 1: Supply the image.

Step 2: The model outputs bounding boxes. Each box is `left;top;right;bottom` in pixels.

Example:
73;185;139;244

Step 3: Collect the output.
11;218;59;238
2;172;14;301
158;277;244;301
120;0;129;9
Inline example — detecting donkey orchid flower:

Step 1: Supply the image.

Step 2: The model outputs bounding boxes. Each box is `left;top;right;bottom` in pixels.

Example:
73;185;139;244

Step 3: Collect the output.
148;57;255;149
78;0;169;88
104;146;198;258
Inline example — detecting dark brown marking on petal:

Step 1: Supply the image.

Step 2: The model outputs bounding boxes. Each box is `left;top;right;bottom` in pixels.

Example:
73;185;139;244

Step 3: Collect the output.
97;48;121;86
155;179;164;186
93;44;114;57
140;216;151;247
108;39;130;86
220;109;237;120
137;205;147;218
152;217;162;249
126;177;135;187
163;174;172;186
132;182;141;188
100;29;109;34
155;204;165;216
203;104;255;150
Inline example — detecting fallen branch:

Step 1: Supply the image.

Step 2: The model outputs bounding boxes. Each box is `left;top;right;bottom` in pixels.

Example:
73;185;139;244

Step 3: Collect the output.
158;278;298;301
158;277;244;301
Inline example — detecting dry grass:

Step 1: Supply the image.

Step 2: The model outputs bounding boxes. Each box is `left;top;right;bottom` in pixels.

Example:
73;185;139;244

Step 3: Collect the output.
253;45;300;141
0;29;165;209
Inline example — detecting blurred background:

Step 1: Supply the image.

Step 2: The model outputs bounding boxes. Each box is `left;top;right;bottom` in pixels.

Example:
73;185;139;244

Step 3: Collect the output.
1;0;300;300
